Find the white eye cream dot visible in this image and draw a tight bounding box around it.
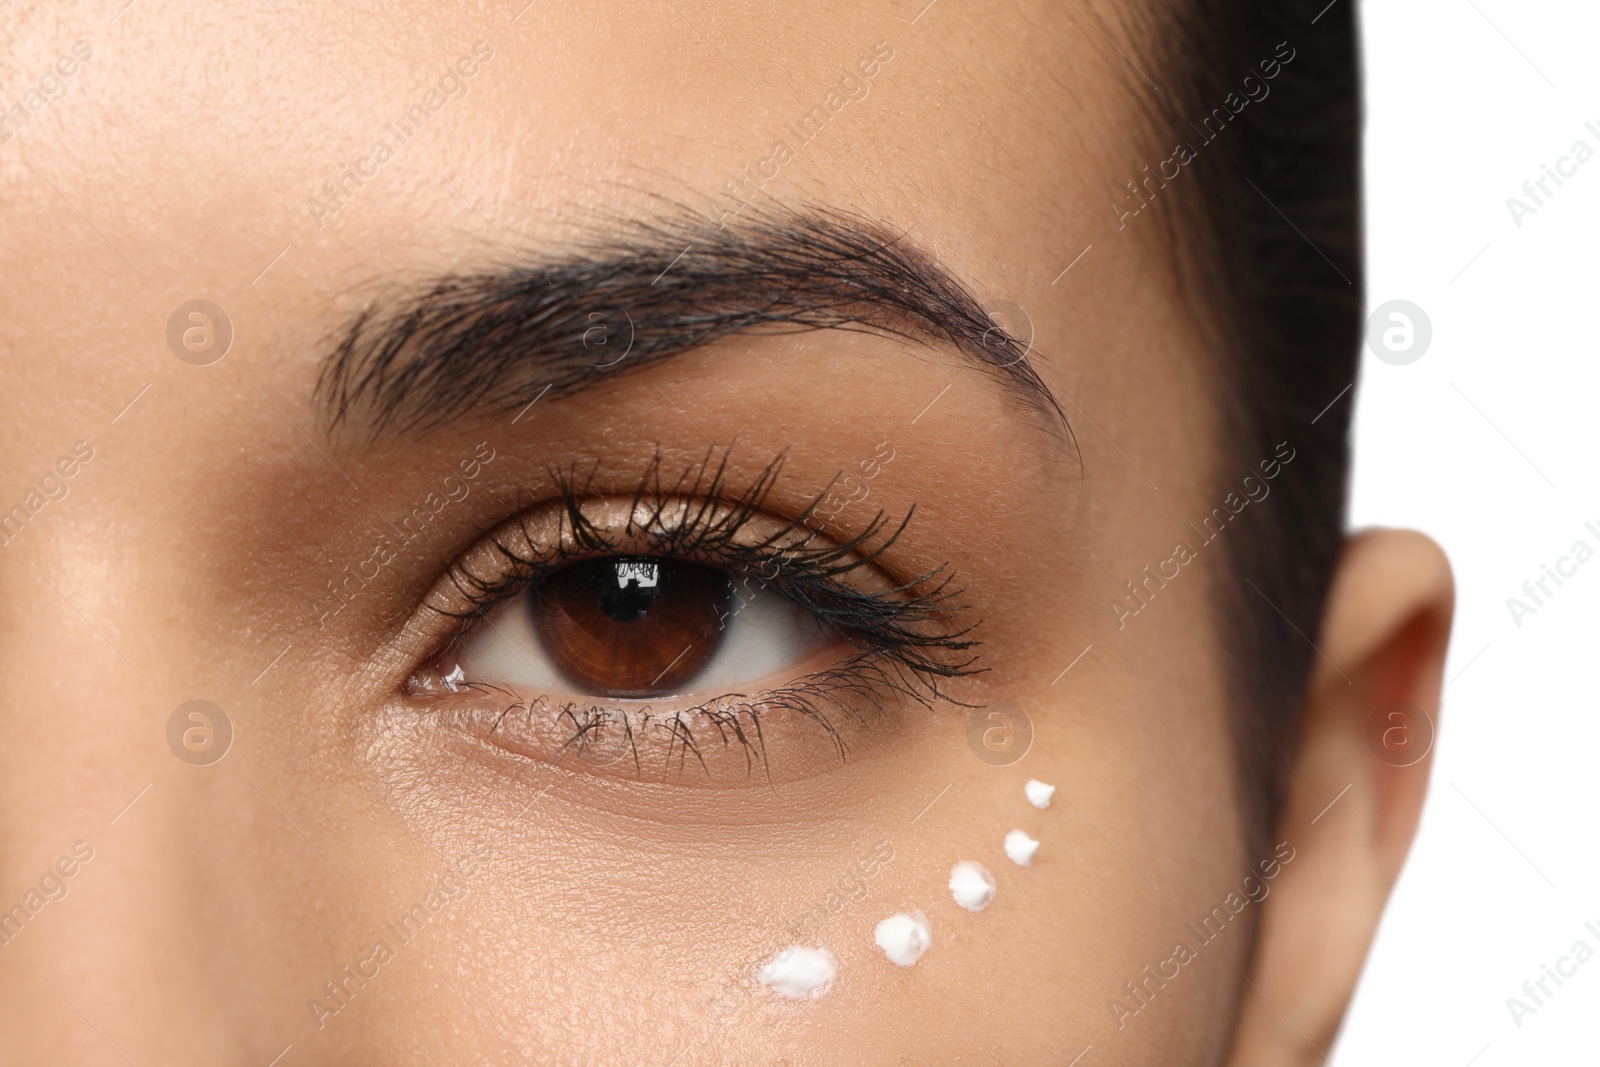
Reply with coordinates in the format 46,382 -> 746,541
874,911 -> 932,967
948,861 -> 996,912
757,946 -> 837,999
1024,779 -> 1056,809
1004,829 -> 1040,867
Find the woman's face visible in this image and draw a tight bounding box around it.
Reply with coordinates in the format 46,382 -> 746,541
0,3 -> 1448,1064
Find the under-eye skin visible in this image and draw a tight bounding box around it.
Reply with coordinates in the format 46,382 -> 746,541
400,450 -> 984,785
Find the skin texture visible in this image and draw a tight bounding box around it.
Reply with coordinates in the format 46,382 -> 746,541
0,2 -> 1451,1065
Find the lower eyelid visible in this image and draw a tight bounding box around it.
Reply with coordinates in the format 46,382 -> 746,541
409,657 -> 916,788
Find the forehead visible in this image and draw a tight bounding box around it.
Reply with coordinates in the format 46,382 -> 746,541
0,1 -> 1152,297
0,1 -> 1210,528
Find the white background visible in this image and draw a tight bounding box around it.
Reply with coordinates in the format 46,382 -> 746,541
1340,0 -> 1599,1062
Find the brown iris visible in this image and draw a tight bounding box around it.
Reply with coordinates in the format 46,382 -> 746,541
529,558 -> 733,697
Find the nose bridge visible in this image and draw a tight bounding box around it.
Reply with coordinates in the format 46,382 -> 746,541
5,460 -> 318,1067
0,401 -> 226,1030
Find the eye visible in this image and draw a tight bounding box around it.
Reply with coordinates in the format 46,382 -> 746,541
447,556 -> 834,700
393,451 -> 983,784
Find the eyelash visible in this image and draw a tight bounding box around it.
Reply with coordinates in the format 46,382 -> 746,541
412,449 -> 984,779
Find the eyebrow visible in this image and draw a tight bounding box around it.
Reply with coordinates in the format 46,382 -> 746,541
316,201 -> 1068,439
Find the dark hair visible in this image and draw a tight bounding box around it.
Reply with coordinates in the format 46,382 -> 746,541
1152,0 -> 1364,848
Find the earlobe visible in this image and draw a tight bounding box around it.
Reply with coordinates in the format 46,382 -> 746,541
1228,529 -> 1454,1067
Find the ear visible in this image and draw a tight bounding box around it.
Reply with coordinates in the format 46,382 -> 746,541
1228,529 -> 1454,1066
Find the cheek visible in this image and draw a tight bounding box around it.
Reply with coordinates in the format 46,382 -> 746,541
344,622 -> 1248,1063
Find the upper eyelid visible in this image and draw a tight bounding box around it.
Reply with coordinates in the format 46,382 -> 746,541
430,495 -> 913,640
430,450 -> 905,625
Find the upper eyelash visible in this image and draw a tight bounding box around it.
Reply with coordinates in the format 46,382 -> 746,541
427,447 -> 984,700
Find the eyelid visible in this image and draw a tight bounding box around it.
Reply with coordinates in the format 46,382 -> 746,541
418,489 -> 973,682
425,494 -> 836,627
413,652 -> 926,788
423,469 -> 959,654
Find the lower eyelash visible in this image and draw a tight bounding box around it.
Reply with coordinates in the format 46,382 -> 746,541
421,650 -> 947,783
